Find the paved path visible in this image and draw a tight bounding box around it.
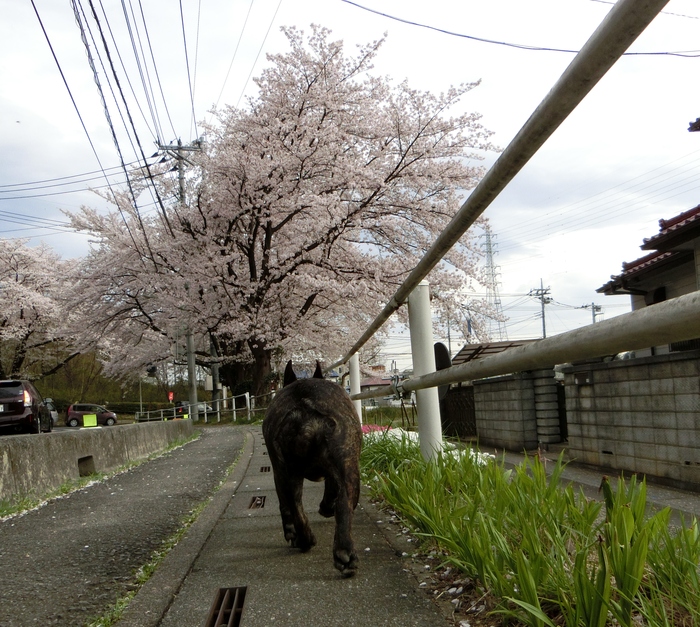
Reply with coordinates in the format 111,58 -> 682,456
114,429 -> 700,627
0,426 -> 246,627
117,426 -> 450,627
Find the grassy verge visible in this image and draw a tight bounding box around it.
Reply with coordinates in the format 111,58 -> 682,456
361,429 -> 700,627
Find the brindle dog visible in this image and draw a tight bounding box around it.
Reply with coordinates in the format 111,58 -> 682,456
262,361 -> 363,577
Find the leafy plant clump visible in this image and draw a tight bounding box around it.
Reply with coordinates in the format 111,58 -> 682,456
360,430 -> 700,627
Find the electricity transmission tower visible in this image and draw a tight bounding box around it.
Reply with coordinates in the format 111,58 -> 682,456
481,229 -> 508,341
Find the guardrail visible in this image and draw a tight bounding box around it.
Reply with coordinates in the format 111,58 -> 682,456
324,0 -> 673,461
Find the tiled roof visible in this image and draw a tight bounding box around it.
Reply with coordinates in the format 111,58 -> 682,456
597,249 -> 692,295
621,250 -> 674,274
598,203 -> 700,294
642,203 -> 700,250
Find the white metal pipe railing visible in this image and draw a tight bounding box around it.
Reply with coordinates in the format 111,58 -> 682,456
351,291 -> 700,401
408,282 -> 443,459
327,0 -> 670,372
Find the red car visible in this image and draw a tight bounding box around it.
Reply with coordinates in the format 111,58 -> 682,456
65,404 -> 118,427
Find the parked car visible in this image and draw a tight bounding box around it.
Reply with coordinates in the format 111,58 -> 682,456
174,401 -> 212,416
65,404 -> 117,427
0,380 -> 52,434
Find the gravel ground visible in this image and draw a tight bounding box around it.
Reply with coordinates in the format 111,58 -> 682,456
0,424 -> 246,627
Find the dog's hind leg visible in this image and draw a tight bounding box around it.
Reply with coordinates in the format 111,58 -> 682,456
331,465 -> 361,577
318,475 -> 339,518
272,472 -> 317,552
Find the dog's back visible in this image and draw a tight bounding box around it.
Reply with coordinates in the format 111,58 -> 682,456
264,378 -> 361,482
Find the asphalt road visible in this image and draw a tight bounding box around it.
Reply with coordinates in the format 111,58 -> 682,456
0,425 -> 245,627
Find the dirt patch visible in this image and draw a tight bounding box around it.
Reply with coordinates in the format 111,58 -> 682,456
366,500 -> 509,627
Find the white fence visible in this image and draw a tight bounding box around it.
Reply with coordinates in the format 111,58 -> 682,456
134,391 -> 252,423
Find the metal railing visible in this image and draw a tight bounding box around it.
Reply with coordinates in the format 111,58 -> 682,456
328,0 -> 671,375
134,392 -> 252,423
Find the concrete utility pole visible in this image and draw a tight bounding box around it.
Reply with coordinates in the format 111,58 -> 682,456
210,335 -> 221,419
407,281 -> 443,461
580,302 -> 603,324
158,139 -> 202,420
529,279 -> 552,339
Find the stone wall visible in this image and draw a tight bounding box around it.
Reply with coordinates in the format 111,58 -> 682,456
563,349 -> 700,489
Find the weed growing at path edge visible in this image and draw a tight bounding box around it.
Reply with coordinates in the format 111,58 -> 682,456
360,429 -> 700,627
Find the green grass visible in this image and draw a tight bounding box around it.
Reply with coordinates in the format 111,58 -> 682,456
361,430 -> 700,627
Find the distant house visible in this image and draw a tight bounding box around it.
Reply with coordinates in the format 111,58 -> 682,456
359,376 -> 393,406
597,203 -> 700,355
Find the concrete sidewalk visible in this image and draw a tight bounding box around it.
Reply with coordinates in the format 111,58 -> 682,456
116,428 -> 700,627
116,426 -> 450,627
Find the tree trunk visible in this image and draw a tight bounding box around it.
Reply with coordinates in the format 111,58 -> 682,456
248,339 -> 273,400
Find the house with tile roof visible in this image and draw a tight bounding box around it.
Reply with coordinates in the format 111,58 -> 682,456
555,204 -> 700,488
597,203 -> 700,355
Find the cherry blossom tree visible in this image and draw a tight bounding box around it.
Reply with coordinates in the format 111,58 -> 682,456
68,25 -> 496,395
0,238 -> 78,379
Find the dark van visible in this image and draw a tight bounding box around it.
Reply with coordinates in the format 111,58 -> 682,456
0,380 -> 52,434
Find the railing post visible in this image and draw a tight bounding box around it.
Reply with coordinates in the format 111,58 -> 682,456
407,280 -> 443,460
349,354 -> 362,425
246,392 -> 251,422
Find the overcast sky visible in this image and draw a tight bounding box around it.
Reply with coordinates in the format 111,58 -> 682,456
2,0 -> 700,367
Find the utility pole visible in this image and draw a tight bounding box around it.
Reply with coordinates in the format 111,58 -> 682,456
157,139 -> 202,419
580,302 -> 603,324
529,279 -> 552,338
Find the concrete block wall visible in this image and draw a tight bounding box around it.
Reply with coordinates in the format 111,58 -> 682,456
0,420 -> 194,503
563,349 -> 700,489
474,369 -> 561,451
474,372 -> 539,451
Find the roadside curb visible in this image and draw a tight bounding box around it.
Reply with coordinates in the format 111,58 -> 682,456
114,428 -> 255,627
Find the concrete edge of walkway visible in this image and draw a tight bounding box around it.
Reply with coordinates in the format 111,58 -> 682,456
114,428 -> 255,627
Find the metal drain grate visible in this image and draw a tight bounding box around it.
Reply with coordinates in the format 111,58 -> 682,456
260,465 -> 271,473
248,495 -> 266,509
204,586 -> 247,627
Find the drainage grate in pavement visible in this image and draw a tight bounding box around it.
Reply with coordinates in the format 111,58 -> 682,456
248,495 -> 266,509
260,466 -> 271,473
204,586 -> 247,627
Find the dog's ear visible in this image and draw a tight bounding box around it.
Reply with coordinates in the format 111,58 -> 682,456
283,360 -> 297,386
313,361 -> 324,379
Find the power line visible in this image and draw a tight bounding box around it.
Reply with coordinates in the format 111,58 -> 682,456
135,0 -> 178,140
74,0 -> 155,263
236,0 -> 285,108
0,161 -> 141,189
213,0 -> 255,114
119,0 -> 165,143
30,0 -> 112,193
340,0 -> 700,57
179,0 -> 199,140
